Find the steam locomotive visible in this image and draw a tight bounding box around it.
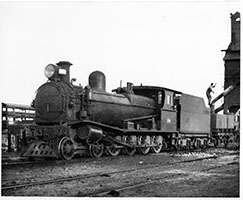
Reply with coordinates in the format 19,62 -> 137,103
22,61 -> 239,160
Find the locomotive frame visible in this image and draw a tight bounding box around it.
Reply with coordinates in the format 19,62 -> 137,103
20,61 -> 239,160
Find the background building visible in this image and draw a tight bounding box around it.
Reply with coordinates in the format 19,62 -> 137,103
223,12 -> 240,114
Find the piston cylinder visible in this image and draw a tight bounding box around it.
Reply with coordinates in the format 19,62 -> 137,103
87,126 -> 103,143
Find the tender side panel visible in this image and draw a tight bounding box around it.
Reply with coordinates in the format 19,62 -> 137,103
179,94 -> 211,133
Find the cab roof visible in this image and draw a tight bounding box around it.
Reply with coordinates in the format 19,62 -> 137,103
133,85 -> 182,94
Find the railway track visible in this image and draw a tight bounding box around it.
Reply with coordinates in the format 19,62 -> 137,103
2,145 -> 233,168
2,147 -> 239,197
2,154 -> 111,168
2,157 -> 80,168
90,160 -> 239,197
1,154 -> 219,191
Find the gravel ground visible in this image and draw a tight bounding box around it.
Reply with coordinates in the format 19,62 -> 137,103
1,147 -> 240,197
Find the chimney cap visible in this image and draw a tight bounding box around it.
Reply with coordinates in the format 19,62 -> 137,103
56,61 -> 73,66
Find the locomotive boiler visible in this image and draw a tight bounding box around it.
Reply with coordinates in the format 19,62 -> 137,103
22,61 -> 239,160
34,61 -> 156,127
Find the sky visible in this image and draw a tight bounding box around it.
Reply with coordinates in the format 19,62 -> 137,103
0,0 -> 240,107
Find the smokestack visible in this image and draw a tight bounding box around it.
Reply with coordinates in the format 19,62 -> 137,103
56,61 -> 72,84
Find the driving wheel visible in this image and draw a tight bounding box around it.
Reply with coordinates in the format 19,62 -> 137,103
151,135 -> 163,153
89,142 -> 104,158
138,135 -> 151,155
106,136 -> 121,157
122,135 -> 136,156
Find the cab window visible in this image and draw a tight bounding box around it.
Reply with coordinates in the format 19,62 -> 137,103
167,95 -> 171,105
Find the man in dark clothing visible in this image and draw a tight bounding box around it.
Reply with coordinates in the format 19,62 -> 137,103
206,83 -> 216,105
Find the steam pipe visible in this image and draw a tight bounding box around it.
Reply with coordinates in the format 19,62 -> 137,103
210,85 -> 234,106
214,103 -> 224,113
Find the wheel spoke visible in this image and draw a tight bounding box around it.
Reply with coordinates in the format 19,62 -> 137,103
106,144 -> 121,157
89,143 -> 104,158
106,136 -> 121,157
58,137 -> 75,160
122,135 -> 136,156
138,135 -> 151,155
151,135 -> 163,153
186,140 -> 192,150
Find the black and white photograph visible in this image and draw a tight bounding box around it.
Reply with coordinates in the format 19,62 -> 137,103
0,0 -> 240,198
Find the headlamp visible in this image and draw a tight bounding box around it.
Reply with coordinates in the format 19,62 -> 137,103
44,64 -> 55,78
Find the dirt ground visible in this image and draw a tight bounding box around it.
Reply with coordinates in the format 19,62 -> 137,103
1,147 -> 240,197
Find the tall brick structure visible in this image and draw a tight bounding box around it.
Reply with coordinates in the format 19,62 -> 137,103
223,12 -> 240,114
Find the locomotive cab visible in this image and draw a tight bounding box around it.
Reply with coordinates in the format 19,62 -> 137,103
133,86 -> 181,132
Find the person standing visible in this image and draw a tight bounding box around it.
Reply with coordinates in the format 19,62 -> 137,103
206,83 -> 216,105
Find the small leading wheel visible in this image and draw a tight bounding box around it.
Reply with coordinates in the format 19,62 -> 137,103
89,143 -> 104,158
151,135 -> 163,153
106,136 -> 121,157
224,137 -> 229,147
58,137 -> 75,160
186,140 -> 192,150
173,139 -> 182,151
236,135 -> 240,147
213,138 -> 218,148
138,135 -> 151,155
122,135 -> 137,156
162,141 -> 168,151
194,139 -> 201,149
203,139 -> 208,148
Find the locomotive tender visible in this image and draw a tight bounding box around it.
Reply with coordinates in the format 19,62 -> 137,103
22,61 -> 237,160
